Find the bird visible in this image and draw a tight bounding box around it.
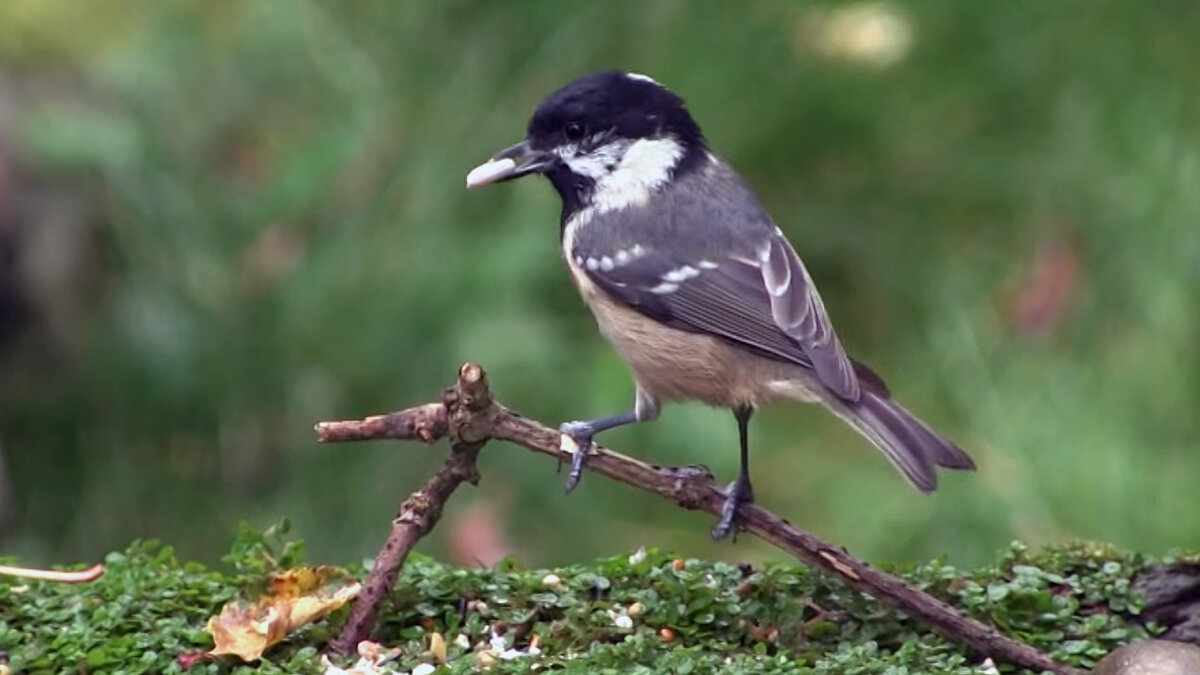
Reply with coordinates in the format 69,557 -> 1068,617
465,71 -> 974,539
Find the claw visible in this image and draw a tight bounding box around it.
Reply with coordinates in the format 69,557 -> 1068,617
566,444 -> 588,493
710,475 -> 755,541
559,421 -> 594,494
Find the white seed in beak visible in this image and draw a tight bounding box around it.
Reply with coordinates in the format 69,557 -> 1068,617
466,157 -> 517,187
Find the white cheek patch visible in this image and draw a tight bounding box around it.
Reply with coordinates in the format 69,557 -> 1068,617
590,138 -> 684,213
562,142 -> 623,180
554,142 -> 580,158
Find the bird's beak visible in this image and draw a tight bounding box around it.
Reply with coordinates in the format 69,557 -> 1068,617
466,140 -> 556,188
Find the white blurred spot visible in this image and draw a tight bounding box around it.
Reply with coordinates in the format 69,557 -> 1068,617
801,2 -> 913,68
626,72 -> 659,84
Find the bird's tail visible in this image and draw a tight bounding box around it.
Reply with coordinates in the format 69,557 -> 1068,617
823,389 -> 975,493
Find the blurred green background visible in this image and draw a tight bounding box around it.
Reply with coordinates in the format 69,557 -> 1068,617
1,0 -> 1197,571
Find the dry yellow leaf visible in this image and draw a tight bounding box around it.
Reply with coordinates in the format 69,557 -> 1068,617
429,632 -> 447,663
207,565 -> 361,661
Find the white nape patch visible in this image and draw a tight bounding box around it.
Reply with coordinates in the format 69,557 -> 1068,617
626,72 -> 659,85
698,260 -> 719,270
662,265 -> 699,283
648,281 -> 679,294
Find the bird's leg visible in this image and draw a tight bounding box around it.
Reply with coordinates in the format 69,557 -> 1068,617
712,405 -> 755,541
559,389 -> 659,493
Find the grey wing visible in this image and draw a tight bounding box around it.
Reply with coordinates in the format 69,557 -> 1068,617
757,230 -> 860,400
580,229 -> 861,401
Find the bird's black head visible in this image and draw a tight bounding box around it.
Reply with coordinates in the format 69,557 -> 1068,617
467,71 -> 709,219
525,71 -> 704,156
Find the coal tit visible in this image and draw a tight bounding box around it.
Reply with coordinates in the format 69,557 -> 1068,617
467,71 -> 974,539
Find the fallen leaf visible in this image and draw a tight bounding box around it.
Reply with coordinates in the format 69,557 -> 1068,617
1009,235 -> 1081,336
429,632 -> 447,663
207,566 -> 361,661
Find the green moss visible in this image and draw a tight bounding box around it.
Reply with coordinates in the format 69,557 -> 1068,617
0,527 -> 1163,674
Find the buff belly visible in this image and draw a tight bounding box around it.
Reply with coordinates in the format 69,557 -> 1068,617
567,257 -> 821,408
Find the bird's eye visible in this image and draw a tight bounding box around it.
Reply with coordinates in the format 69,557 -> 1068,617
564,122 -> 585,142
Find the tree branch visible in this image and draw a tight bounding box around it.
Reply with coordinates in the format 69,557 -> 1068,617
318,363 -> 1081,674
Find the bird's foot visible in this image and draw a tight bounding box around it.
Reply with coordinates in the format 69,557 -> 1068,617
558,420 -> 595,494
711,474 -> 755,541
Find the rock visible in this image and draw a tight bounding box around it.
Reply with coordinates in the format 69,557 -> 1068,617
1134,562 -> 1200,644
1093,640 -> 1200,675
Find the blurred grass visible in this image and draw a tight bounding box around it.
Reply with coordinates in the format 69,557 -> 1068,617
0,0 -> 1197,569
